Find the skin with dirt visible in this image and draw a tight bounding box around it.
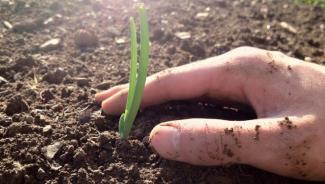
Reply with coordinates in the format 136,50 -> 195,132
0,0 -> 324,184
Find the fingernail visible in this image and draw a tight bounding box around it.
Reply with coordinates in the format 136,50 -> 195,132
149,123 -> 181,160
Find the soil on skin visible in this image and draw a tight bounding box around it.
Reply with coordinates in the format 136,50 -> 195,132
0,0 -> 324,183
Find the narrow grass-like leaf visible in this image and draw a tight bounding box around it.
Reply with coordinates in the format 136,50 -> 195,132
119,5 -> 150,138
119,17 -> 138,138
118,113 -> 125,136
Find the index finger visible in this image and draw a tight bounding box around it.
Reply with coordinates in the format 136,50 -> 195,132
99,50 -> 247,115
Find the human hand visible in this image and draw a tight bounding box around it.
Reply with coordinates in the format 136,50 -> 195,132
95,47 -> 325,181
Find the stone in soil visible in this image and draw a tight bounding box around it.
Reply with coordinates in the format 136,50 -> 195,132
195,12 -> 209,19
279,21 -> 297,34
0,76 -> 9,85
42,141 -> 64,160
175,31 -> 191,39
39,38 -> 61,51
115,37 -> 127,44
42,125 -> 52,133
3,21 -> 13,29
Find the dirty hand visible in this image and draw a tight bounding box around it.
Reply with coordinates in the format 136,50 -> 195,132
95,47 -> 325,181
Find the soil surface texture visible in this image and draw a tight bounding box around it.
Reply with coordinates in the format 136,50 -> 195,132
0,0 -> 324,183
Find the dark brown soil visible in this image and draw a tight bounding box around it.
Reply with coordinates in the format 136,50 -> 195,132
0,0 -> 324,183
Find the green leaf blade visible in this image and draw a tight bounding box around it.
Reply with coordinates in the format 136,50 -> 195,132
118,113 -> 125,138
125,17 -> 138,116
122,5 -> 150,138
118,17 -> 138,138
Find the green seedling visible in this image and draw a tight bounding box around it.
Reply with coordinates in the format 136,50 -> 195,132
295,0 -> 325,8
119,5 -> 150,138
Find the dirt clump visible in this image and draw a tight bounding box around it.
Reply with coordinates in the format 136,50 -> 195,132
0,0 -> 324,183
5,95 -> 29,115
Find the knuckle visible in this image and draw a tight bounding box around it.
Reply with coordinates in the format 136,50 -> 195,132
154,69 -> 175,96
156,68 -> 174,80
231,46 -> 265,57
230,47 -> 265,63
233,46 -> 256,53
271,50 -> 283,56
270,50 -> 288,61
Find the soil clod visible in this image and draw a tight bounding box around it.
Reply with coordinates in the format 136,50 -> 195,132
5,95 -> 29,115
0,0 -> 323,183
40,89 -> 54,102
278,117 -> 297,129
42,68 -> 67,84
74,29 -> 99,48
254,125 -> 261,140
12,19 -> 43,32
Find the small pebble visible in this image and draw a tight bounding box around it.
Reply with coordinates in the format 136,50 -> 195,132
175,32 -> 191,39
0,76 -> 9,85
43,125 -> 52,133
304,57 -> 312,62
39,38 -> 61,51
3,21 -> 13,29
279,21 -> 297,34
115,37 -> 127,44
42,142 -> 63,160
195,12 -> 209,19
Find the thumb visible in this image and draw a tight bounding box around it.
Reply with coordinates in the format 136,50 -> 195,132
149,118 -> 252,165
149,116 -> 319,179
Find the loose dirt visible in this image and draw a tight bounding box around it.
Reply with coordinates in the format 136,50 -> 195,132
0,0 -> 324,183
